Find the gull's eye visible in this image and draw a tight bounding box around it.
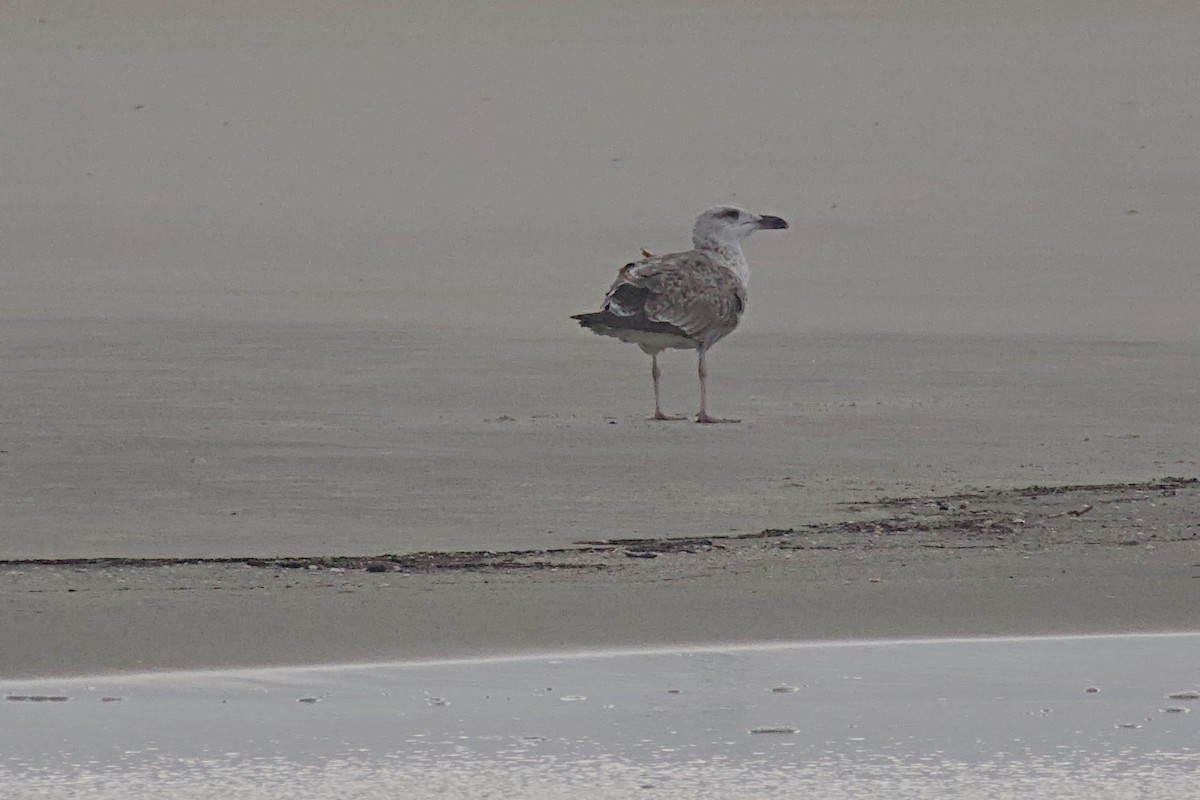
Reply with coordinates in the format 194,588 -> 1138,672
718,208 -> 739,220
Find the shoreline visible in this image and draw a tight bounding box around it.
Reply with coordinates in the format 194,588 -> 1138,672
8,631 -> 1200,685
4,478 -> 1196,679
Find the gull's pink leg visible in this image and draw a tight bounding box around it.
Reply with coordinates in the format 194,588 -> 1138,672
695,348 -> 740,423
649,353 -> 686,421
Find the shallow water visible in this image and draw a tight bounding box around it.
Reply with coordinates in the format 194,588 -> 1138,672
3,634 -> 1197,798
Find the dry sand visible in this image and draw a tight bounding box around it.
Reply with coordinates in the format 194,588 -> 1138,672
1,2 -> 1198,676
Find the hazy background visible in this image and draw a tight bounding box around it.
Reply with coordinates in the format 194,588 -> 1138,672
2,1 -> 1197,558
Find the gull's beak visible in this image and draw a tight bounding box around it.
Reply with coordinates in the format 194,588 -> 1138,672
756,215 -> 788,230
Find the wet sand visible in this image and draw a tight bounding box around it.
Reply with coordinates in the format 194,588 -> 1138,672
2,2 -> 1199,677
4,480 -> 1196,677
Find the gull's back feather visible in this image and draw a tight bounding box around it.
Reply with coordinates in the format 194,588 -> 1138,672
572,250 -> 746,351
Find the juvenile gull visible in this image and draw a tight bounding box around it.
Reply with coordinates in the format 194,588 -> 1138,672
572,206 -> 788,423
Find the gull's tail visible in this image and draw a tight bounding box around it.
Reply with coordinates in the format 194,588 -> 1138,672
571,311 -> 608,331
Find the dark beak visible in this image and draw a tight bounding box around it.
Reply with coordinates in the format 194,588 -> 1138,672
756,215 -> 788,230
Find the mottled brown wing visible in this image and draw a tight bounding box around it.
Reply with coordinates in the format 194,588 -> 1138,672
603,251 -> 746,347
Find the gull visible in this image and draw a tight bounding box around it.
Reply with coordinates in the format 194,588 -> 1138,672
572,206 -> 788,423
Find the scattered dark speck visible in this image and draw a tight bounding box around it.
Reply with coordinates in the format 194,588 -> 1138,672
134,104 -> 144,110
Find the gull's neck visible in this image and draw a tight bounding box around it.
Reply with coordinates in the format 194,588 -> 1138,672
699,239 -> 750,287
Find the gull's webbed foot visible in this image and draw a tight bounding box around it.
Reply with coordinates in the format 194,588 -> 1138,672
695,412 -> 741,424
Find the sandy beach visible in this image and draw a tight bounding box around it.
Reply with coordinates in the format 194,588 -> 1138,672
4,479 -> 1196,677
2,1 -> 1199,679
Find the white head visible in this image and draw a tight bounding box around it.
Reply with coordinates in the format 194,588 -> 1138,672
691,206 -> 788,250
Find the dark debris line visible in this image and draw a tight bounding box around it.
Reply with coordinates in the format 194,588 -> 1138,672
0,551 -> 612,573
859,476 -> 1197,509
2,477 -> 1195,574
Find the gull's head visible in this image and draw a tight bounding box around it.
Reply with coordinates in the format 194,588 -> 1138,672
692,206 -> 788,250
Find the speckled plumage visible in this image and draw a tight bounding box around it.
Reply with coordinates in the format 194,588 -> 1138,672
600,250 -> 747,350
573,206 -> 787,422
